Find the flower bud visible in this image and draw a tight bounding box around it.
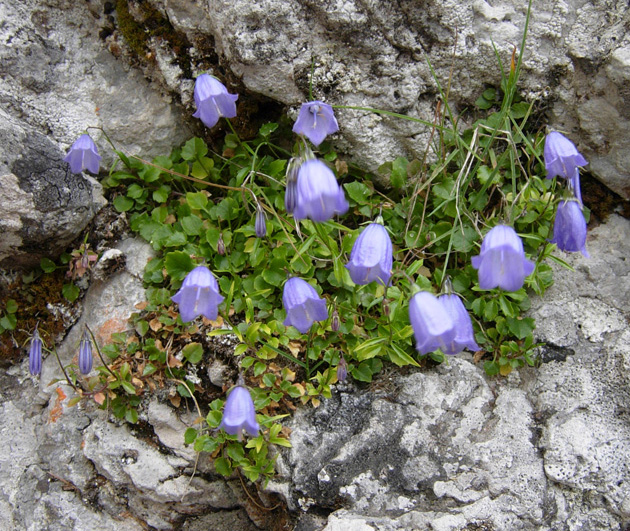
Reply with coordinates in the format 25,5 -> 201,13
217,233 -> 225,255
79,330 -> 93,375
331,310 -> 340,332
255,206 -> 267,238
29,328 -> 43,376
337,354 -> 348,382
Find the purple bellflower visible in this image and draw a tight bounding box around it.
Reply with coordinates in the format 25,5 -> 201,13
409,291 -> 457,355
346,222 -> 393,286
64,134 -> 101,174
79,330 -> 93,375
293,159 -> 349,222
544,131 -> 588,180
437,294 -> 480,355
192,74 -> 238,129
471,225 -> 535,291
550,199 -> 589,257
29,328 -> 43,376
282,277 -> 328,334
171,265 -> 225,323
336,353 -> 348,382
293,101 -> 339,146
219,385 -> 260,438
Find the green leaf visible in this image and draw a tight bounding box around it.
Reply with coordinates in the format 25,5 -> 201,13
0,313 -> 17,330
181,215 -> 204,236
135,320 -> 150,337
184,427 -> 198,445
164,251 -> 194,281
40,258 -> 57,273
186,192 -> 208,210
5,299 -> 18,314
390,157 -> 408,188
152,185 -> 170,203
182,343 -> 204,364
121,381 -> 136,395
388,343 -> 421,367
142,363 -> 157,376
113,195 -> 134,212
62,283 -> 80,302
259,122 -> 278,136
182,138 -> 208,161
343,182 -> 372,204
351,361 -> 374,382
214,457 -> 232,477
192,157 -> 214,178
506,317 -> 535,340
125,408 -> 139,424
484,360 -> 500,376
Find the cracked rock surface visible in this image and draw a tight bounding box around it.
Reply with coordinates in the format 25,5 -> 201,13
272,215 -> 630,530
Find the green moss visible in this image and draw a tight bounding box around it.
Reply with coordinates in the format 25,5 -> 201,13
115,0 -> 193,78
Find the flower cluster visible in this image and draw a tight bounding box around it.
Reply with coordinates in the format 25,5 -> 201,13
544,131 -> 589,256
408,290 -> 479,356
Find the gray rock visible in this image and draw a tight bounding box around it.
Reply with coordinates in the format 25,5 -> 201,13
274,215 -> 630,529
0,118 -> 106,268
148,0 -> 630,197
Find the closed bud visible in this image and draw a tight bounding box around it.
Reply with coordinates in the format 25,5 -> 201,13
383,300 -> 391,317
29,328 -> 43,376
255,206 -> 267,238
79,330 -> 93,375
331,310 -> 340,332
217,233 -> 225,255
337,353 -> 348,382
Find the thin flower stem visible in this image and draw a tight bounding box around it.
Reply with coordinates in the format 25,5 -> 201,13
85,325 -> 119,381
49,347 -> 80,393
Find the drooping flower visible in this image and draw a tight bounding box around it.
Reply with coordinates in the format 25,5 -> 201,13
437,294 -> 480,355
471,225 -> 535,291
550,199 -> 589,257
29,328 -> 43,376
255,206 -> 267,238
64,134 -> 102,174
79,329 -> 93,375
282,277 -> 328,333
346,222 -> 393,286
293,159 -> 348,222
192,74 -> 238,129
219,385 -> 260,438
408,291 -> 457,355
293,101 -> 339,146
171,265 -> 225,323
544,131 -> 588,180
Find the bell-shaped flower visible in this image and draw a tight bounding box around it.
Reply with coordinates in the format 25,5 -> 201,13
408,291 -> 457,355
255,206 -> 267,238
544,131 -> 588,180
219,385 -> 260,438
471,225 -> 535,291
172,265 -> 225,323
293,101 -> 339,146
29,328 -> 43,376
192,74 -> 238,129
64,134 -> 102,174
79,330 -> 93,375
437,294 -> 480,355
336,353 -> 348,382
346,222 -> 393,285
293,159 -> 348,222
550,199 -> 589,257
282,277 -> 328,333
